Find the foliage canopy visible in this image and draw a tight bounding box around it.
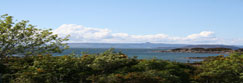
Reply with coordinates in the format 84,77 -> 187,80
0,14 -> 69,58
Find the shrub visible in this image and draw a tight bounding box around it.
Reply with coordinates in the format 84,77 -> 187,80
1,49 -> 196,83
198,53 -> 243,83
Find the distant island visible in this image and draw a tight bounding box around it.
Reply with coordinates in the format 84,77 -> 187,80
156,45 -> 243,54
182,45 -> 240,50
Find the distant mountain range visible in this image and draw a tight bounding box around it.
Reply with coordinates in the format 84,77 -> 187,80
68,43 -> 187,49
68,43 -> 242,49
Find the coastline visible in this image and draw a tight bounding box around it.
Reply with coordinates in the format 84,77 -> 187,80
154,47 -> 236,54
156,50 -> 231,54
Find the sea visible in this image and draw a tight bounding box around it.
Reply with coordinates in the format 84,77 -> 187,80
53,48 -> 228,63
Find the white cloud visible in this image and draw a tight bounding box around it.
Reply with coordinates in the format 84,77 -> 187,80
186,31 -> 215,39
53,24 -> 111,42
53,24 -> 242,45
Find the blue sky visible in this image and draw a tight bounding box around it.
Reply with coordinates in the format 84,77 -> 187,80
1,0 -> 243,44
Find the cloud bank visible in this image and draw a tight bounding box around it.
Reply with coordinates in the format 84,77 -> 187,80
53,24 -> 242,45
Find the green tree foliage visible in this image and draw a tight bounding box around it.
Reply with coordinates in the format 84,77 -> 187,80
0,14 -> 69,58
3,48 -> 243,83
0,62 -> 5,73
198,53 -> 243,83
1,49 -> 196,83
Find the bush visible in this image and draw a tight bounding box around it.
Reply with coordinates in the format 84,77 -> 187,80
198,53 -> 243,83
1,49 -> 196,83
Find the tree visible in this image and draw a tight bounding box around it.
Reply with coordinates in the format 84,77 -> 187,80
0,14 -> 69,58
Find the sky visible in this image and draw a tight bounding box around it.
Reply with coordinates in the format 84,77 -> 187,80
1,0 -> 243,45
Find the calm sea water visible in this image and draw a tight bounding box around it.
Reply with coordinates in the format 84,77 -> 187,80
53,48 -> 227,63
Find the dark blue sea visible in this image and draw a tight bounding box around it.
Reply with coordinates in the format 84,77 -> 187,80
53,48 -> 227,63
